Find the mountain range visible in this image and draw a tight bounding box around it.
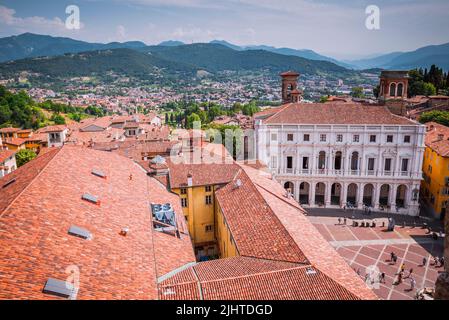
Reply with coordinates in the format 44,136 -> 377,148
0,33 -> 448,81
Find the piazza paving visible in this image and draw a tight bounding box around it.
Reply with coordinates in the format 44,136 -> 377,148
306,208 -> 445,300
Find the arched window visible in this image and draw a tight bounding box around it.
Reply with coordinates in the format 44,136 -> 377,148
397,83 -> 404,97
389,83 -> 396,97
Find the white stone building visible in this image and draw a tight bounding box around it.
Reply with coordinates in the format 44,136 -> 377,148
254,102 -> 425,216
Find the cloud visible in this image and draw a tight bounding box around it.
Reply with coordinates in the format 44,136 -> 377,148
171,26 -> 219,42
116,25 -> 127,39
0,5 -> 66,31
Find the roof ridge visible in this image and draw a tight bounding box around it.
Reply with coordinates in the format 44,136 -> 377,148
263,103 -> 292,122
254,180 -> 305,213
194,262 -> 313,284
0,147 -> 62,220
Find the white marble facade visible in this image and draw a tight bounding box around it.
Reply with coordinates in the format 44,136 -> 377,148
255,121 -> 426,216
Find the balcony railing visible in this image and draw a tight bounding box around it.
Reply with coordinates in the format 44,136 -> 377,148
275,168 -> 416,178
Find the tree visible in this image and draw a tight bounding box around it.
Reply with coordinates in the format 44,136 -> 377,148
186,113 -> 201,129
51,114 -> 66,125
15,149 -> 37,167
350,87 -> 364,98
419,110 -> 449,126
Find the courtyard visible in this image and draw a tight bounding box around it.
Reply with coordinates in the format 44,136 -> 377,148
306,208 -> 445,300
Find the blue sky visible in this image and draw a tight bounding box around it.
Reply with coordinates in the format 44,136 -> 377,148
1,0 -> 448,59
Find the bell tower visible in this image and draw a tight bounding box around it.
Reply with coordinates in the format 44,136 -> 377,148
280,71 -> 302,104
378,70 -> 409,116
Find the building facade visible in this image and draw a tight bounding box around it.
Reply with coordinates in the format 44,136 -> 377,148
421,122 -> 449,220
255,89 -> 425,216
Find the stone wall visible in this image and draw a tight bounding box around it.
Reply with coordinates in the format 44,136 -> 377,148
435,213 -> 449,299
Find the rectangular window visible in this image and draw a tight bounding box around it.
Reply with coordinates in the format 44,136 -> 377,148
404,135 -> 411,143
287,156 -> 293,169
320,134 -> 326,142
271,156 -> 277,168
287,133 -> 294,141
384,158 -> 392,171
401,158 -> 409,172
353,135 -> 359,142
302,157 -> 309,169
181,198 -> 188,207
336,134 -> 343,142
387,135 -> 393,143
180,188 -> 187,195
303,134 -> 310,142
205,195 -> 212,205
370,135 -> 376,143
205,185 -> 212,192
271,133 -> 277,141
205,225 -> 213,232
368,158 -> 375,171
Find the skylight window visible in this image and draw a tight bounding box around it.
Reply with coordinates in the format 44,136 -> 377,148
68,225 -> 92,240
43,278 -> 77,299
91,169 -> 106,179
151,203 -> 180,238
2,178 -> 16,189
82,193 -> 100,205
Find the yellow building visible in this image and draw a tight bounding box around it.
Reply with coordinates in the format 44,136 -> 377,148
3,138 -> 26,151
421,122 -> 449,220
168,163 -> 239,259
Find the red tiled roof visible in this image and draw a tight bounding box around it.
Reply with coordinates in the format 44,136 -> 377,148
4,138 -> 26,146
424,122 -> 449,157
158,257 -> 361,300
37,125 -> 67,133
0,145 -> 195,299
0,149 -> 16,164
215,169 -> 308,263
280,71 -> 299,76
167,158 -> 240,188
261,102 -> 416,125
0,127 -> 20,133
159,164 -> 377,300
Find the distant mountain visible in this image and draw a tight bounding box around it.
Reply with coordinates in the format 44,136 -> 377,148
0,48 -> 197,79
0,33 -> 147,62
347,52 -> 405,69
141,43 -> 352,75
0,42 -> 353,82
210,40 -> 243,51
347,42 -> 449,70
158,40 -> 185,47
208,40 -> 352,68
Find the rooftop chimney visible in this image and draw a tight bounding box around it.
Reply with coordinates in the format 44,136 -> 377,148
187,173 -> 193,187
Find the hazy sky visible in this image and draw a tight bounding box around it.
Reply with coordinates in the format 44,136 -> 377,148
1,0 -> 448,60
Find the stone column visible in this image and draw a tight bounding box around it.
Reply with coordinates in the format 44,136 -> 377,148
294,181 -> 300,203
374,183 -> 380,210
390,184 -> 397,213
310,182 -> 316,207
341,182 -> 347,208
325,182 -> 331,207
358,183 -> 365,208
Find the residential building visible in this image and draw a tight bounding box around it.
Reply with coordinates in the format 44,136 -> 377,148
254,72 -> 425,216
0,149 -> 16,177
421,122 -> 449,220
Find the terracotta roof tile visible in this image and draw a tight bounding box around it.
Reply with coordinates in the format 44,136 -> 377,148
0,145 -> 195,299
261,102 -> 416,125
424,122 -> 449,157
